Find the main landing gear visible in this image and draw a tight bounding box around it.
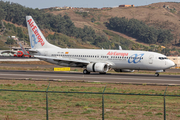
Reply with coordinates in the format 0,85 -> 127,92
83,69 -> 90,74
154,72 -> 159,77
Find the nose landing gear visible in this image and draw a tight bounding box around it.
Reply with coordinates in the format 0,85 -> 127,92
154,70 -> 164,77
155,72 -> 159,77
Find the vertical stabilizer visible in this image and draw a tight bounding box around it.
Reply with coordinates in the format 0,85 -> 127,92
26,16 -> 59,49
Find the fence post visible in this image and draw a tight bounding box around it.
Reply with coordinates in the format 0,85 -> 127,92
102,85 -> 107,120
164,86 -> 168,120
46,83 -> 50,120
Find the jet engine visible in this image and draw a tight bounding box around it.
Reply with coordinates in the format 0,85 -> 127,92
114,69 -> 134,72
86,63 -> 109,73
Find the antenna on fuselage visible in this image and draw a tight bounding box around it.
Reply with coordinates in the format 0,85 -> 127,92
119,46 -> 122,50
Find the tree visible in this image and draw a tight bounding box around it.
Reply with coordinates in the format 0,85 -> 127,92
91,18 -> 96,22
17,27 -> 23,38
0,8 -> 6,21
157,30 -> 173,45
6,38 -> 15,45
82,12 -> 88,17
107,16 -> 173,44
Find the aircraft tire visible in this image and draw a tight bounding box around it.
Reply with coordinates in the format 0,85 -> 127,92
83,69 -> 90,74
155,73 -> 159,77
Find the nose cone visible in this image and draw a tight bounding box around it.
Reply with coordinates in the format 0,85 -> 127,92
168,60 -> 175,68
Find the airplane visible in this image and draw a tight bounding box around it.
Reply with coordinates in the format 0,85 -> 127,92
26,16 -> 175,77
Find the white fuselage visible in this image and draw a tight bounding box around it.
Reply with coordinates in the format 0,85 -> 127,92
35,48 -> 174,71
26,15 -> 175,74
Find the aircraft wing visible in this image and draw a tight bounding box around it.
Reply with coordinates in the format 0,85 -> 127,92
34,55 -> 90,65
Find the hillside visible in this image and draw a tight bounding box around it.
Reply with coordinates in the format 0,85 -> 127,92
0,21 -> 99,49
48,2 -> 180,46
0,2 -> 180,55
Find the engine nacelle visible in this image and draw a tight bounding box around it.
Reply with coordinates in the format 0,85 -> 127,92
87,63 -> 109,73
114,69 -> 134,72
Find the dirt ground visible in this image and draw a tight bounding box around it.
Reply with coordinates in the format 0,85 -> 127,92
0,61 -> 180,119
0,79 -> 178,91
0,80 -> 180,120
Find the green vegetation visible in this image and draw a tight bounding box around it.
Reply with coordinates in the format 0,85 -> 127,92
0,80 -> 180,119
3,22 -> 29,44
155,112 -> 163,115
143,112 -> 153,116
170,8 -> 176,14
107,17 -> 173,45
0,8 -> 6,21
0,1 -> 179,54
102,29 -> 174,55
0,1 -> 107,49
91,17 -> 96,22
75,11 -> 88,17
82,110 -> 96,114
94,22 -> 101,25
6,38 -> 15,45
103,29 -> 140,50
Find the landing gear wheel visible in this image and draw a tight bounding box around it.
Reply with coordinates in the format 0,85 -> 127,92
155,73 -> 159,77
83,69 -> 90,74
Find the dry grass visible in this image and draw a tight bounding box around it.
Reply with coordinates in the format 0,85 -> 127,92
0,80 -> 180,120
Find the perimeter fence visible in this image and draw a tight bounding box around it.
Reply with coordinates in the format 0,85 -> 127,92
0,84 -> 180,120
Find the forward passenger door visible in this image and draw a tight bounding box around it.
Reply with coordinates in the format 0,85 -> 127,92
149,54 -> 154,64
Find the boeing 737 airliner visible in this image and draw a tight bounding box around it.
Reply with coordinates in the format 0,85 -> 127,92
26,16 -> 175,77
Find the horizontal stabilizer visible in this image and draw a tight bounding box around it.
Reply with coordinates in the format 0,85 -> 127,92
28,49 -> 38,53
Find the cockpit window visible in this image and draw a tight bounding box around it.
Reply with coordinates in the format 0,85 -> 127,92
159,57 -> 168,60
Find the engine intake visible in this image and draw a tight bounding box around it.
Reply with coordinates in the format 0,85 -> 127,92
87,63 -> 109,73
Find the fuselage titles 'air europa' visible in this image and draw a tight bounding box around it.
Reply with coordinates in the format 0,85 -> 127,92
26,16 -> 175,77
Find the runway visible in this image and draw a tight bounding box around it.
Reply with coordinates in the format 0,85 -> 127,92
0,70 -> 180,85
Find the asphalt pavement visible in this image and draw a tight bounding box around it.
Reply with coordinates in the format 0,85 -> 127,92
0,70 -> 180,85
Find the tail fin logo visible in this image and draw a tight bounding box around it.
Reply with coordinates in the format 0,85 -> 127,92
27,19 -> 45,47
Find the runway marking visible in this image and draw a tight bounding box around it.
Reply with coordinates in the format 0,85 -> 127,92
0,73 -> 180,82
